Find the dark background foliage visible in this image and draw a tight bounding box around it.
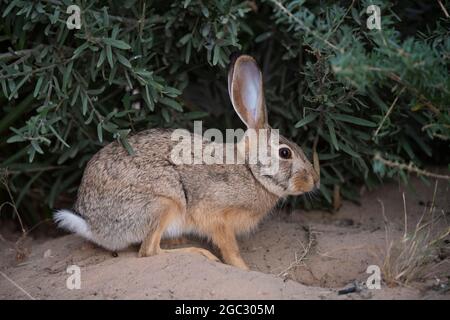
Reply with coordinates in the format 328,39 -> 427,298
1,0 -> 449,226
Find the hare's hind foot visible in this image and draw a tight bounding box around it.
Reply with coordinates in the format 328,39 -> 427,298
161,237 -> 220,261
161,247 -> 220,262
139,242 -> 219,263
139,239 -> 219,262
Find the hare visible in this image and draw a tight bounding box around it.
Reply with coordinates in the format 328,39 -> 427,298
54,54 -> 319,270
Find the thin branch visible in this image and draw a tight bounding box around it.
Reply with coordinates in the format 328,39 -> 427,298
374,153 -> 450,180
387,73 -> 441,115
42,0 -> 163,25
0,170 -> 26,234
437,0 -> 450,18
0,58 -> 72,80
277,225 -> 317,277
269,0 -> 343,53
373,87 -> 405,137
329,0 -> 355,36
0,46 -> 44,62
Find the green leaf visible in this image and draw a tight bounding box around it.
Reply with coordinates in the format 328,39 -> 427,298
9,74 -> 30,100
81,92 -> 88,115
103,38 -> 131,50
161,108 -> 170,122
183,0 -> 192,8
116,53 -> 132,68
320,184 -> 332,204
102,122 -> 118,133
49,125 -> 70,148
70,85 -> 80,106
213,45 -> 220,65
106,45 -> 113,68
72,42 -> 89,59
333,114 -> 376,127
31,140 -> 44,154
201,6 -> 209,17
7,135 -> 26,143
294,113 -> 318,128
184,111 -> 209,120
97,49 -> 106,67
326,119 -> 339,150
160,97 -> 183,112
178,33 -> 192,46
185,41 -> 192,63
143,85 -> 154,111
97,122 -> 103,143
1,79 -> 8,97
62,60 -> 73,90
117,132 -> 135,155
33,77 -> 44,98
255,31 -> 273,43
27,147 -> 36,163
2,0 -> 20,17
340,143 -> 360,158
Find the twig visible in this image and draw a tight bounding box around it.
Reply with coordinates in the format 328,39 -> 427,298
373,87 -> 405,137
0,170 -> 26,234
377,198 -> 390,253
402,193 -> 407,238
42,0 -> 163,25
269,0 -> 343,53
0,58 -> 72,80
329,0 -> 355,36
0,46 -> 43,62
0,271 -> 36,300
437,0 -> 450,18
139,0 -> 147,38
277,225 -> 317,277
374,153 -> 450,180
387,73 -> 441,115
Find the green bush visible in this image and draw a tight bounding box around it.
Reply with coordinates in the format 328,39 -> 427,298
1,0 -> 449,225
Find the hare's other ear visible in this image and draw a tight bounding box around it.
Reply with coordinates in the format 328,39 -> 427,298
228,55 -> 267,129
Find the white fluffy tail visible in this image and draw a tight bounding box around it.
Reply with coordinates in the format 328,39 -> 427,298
54,209 -> 92,239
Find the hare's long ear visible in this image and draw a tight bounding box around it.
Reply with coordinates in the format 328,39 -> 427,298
228,55 -> 267,129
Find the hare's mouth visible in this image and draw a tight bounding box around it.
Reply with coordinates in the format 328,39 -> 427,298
291,173 -> 315,194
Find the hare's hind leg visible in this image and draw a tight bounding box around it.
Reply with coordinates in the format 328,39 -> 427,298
138,198 -> 180,257
138,198 -> 219,262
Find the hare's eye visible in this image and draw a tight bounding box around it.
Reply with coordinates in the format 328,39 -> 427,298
279,147 -> 292,159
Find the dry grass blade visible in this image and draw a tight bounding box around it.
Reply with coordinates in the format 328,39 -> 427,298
381,181 -> 450,286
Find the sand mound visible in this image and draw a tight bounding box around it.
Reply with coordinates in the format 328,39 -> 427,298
1,178 -> 448,299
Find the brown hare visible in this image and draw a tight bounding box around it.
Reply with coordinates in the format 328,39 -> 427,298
54,54 -> 319,270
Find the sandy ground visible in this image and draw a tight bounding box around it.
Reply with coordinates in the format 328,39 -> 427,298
0,178 -> 449,300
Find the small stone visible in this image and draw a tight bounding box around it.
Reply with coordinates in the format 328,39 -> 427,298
43,249 -> 52,258
336,218 -> 354,227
